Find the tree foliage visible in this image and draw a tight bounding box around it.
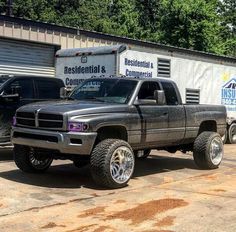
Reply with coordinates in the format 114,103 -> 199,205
0,0 -> 235,57
218,0 -> 236,56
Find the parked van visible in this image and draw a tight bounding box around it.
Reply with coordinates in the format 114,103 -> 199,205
0,75 -> 64,145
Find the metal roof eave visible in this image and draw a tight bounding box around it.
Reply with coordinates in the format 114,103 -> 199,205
1,15 -> 236,64
56,44 -> 127,57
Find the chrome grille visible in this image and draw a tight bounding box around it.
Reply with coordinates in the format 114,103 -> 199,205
16,111 -> 63,129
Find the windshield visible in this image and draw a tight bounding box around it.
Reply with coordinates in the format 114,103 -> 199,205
70,79 -> 137,104
0,77 -> 10,87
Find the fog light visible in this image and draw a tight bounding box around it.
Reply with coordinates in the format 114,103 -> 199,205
68,122 -> 89,132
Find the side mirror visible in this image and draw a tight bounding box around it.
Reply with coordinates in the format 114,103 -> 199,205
154,90 -> 166,105
60,87 -> 71,99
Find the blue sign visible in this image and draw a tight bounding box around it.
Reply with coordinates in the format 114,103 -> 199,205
221,78 -> 236,111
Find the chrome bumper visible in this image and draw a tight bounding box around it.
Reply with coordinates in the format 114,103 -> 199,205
11,127 -> 97,155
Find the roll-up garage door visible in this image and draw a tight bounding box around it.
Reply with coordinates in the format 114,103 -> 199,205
0,39 -> 56,77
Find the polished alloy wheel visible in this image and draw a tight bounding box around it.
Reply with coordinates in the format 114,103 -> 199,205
209,137 -> 223,165
110,146 -> 134,184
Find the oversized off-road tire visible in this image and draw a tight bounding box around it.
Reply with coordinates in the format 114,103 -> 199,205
193,132 -> 223,169
90,139 -> 135,189
227,123 -> 236,144
134,149 -> 151,159
14,145 -> 53,173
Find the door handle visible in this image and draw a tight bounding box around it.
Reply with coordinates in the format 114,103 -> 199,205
163,112 -> 168,115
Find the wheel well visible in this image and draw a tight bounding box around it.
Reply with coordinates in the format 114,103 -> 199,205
198,120 -> 217,134
96,126 -> 128,143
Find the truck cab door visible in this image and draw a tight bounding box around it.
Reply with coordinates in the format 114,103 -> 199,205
134,81 -> 170,147
0,78 -> 34,143
161,81 -> 185,144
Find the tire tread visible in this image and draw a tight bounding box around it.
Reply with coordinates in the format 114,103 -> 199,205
90,139 -> 134,189
193,132 -> 222,169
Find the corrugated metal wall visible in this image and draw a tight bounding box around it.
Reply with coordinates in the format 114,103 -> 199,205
0,18 -> 119,77
0,39 -> 55,76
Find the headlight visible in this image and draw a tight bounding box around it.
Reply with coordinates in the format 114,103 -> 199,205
68,122 -> 89,132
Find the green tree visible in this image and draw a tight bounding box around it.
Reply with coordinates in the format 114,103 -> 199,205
101,0 -> 140,38
135,0 -> 162,40
157,0 -> 223,54
219,0 -> 236,56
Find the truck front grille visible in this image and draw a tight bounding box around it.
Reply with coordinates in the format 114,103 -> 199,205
38,113 -> 63,128
16,112 -> 64,130
16,112 -> 36,127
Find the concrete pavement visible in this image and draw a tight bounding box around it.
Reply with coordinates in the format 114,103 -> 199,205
0,145 -> 235,232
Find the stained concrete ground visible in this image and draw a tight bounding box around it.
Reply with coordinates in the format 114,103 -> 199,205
0,145 -> 235,232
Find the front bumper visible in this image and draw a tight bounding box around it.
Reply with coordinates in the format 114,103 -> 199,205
11,127 -> 97,155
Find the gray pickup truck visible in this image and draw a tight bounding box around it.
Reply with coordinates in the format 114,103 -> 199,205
11,77 -> 226,188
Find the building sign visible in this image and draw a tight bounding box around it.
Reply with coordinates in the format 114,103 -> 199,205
56,54 -> 116,87
221,78 -> 236,112
119,50 -> 156,78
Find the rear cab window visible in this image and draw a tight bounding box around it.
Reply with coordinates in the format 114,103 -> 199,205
160,81 -> 179,105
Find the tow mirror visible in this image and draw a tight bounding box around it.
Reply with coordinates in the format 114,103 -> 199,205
154,90 -> 166,105
60,87 -> 71,99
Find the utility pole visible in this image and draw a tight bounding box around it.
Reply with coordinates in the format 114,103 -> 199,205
6,0 -> 13,16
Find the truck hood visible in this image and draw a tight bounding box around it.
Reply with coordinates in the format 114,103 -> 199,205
17,100 -> 128,116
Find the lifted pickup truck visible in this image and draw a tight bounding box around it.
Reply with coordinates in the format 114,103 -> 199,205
11,77 -> 226,188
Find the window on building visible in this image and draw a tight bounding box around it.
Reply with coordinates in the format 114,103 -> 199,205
185,89 -> 200,104
157,58 -> 171,78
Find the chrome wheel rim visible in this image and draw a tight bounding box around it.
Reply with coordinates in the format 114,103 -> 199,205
29,149 -> 52,170
210,137 -> 223,165
110,146 -> 134,184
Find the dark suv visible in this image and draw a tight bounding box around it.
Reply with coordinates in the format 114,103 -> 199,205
0,75 -> 64,145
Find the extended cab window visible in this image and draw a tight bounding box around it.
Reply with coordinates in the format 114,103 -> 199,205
36,79 -> 60,99
161,81 -> 179,105
138,81 -> 160,100
4,79 -> 34,98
